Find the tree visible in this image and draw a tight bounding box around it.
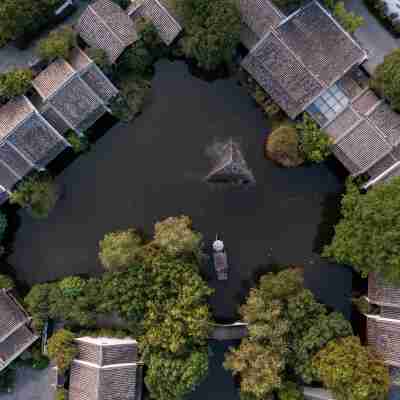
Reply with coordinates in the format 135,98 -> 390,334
58,276 -> 86,297
85,47 -> 113,75
312,336 -> 390,400
330,1 -> 364,34
118,42 -> 153,77
266,126 -> 305,167
154,216 -> 203,257
0,69 -> 33,100
277,382 -> 304,400
24,283 -> 52,331
47,329 -> 78,374
66,131 -> 90,154
10,174 -> 59,219
323,178 -> 400,283
224,340 -> 284,399
177,0 -> 241,71
0,0 -> 60,46
0,274 -> 14,289
99,229 -> 143,270
371,49 -> 400,112
36,26 -> 76,61
297,114 -> 332,163
145,349 -> 209,400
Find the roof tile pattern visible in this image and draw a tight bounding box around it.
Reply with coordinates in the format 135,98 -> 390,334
368,274 -> 400,307
325,107 -> 361,140
0,97 -> 34,140
0,164 -> 19,191
78,0 -> 138,63
239,0 -> 284,39
42,107 -> 71,135
352,90 -> 380,116
369,102 -> 400,146
0,143 -> 32,178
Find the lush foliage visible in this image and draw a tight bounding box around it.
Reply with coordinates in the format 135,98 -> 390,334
325,0 -> 364,33
324,178 -> 400,282
119,42 -> 154,77
266,126 -> 305,167
0,274 -> 14,289
99,229 -> 143,270
47,329 -> 78,374
224,268 -> 352,399
277,382 -> 304,400
30,344 -> 50,369
85,47 -> 113,75
0,0 -> 61,46
36,26 -> 76,61
24,283 -> 52,331
154,216 -> 203,257
313,336 -> 390,400
0,69 -> 33,100
297,114 -> 332,163
177,0 -> 241,71
372,49 -> 400,111
145,350 -> 209,400
66,131 -> 89,154
56,388 -> 68,400
10,173 -> 59,219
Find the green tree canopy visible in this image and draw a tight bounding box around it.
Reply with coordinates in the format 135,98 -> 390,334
24,283 -> 52,331
0,69 -> 33,100
145,349 -> 209,400
312,336 -> 390,400
323,178 -> 400,283
371,49 -> 400,112
85,47 -> 112,75
47,329 -> 78,374
99,228 -> 143,270
36,26 -> 76,61
177,0 -> 241,71
0,274 -> 14,289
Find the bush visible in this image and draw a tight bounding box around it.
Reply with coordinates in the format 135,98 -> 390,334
177,0 -> 241,71
0,69 -> 33,100
31,345 -> 50,369
59,276 -> 86,297
0,274 -> 14,289
297,114 -> 332,163
10,173 -> 59,219
277,382 -> 304,400
24,283 -> 52,331
118,42 -> 154,77
66,130 -> 89,154
99,229 -> 143,270
371,49 -> 400,111
56,388 -> 68,400
36,26 -> 76,61
111,79 -> 151,122
47,329 -> 78,374
136,18 -> 169,60
266,126 -> 304,167
325,0 -> 364,33
85,47 -> 113,75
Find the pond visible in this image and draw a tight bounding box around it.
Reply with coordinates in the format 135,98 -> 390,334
9,60 -> 352,322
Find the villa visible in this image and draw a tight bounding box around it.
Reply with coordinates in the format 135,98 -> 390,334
240,0 -> 400,188
0,289 -> 39,372
69,336 -> 143,400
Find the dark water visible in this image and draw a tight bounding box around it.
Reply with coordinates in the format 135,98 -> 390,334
9,60 -> 352,321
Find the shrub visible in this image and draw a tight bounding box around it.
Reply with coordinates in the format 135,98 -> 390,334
37,26 -> 76,61
0,69 -> 33,100
47,329 -> 78,374
118,42 -> 154,77
59,276 -> 86,297
56,388 -> 68,400
66,130 -> 89,154
24,283 -> 52,331
110,79 -> 151,121
10,174 -> 59,219
325,0 -> 364,33
31,345 -> 50,370
266,126 -> 304,167
99,229 -> 143,270
277,382 -> 304,400
85,47 -> 113,75
0,274 -> 14,289
177,0 -> 241,71
154,216 -> 203,257
136,18 -> 169,60
297,114 -> 332,163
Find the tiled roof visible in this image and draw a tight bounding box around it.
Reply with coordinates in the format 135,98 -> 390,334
325,107 -> 361,140
131,0 -> 182,45
77,0 -> 139,63
69,337 -> 140,400
368,274 -> 400,307
32,59 -> 76,100
369,102 -> 400,146
241,1 -> 366,118
352,89 -> 381,116
0,143 -> 33,179
69,47 -> 93,72
239,0 -> 284,41
0,96 -> 34,140
42,106 -> 70,135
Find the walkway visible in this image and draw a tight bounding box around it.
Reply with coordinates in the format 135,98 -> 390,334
347,0 -> 399,74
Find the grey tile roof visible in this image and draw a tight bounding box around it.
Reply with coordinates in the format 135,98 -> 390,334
0,162 -> 20,191
242,31 -> 324,118
69,47 -> 93,72
41,106 -> 71,135
352,89 -> 381,116
241,1 -> 366,118
77,0 -> 139,63
325,107 -> 361,141
132,0 -> 182,45
369,102 -> 400,146
0,143 -> 33,179
369,274 -> 400,307
69,337 -> 140,400
239,0 -> 284,40
0,97 -> 34,140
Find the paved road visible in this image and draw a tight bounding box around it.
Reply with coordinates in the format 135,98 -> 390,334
347,0 -> 399,73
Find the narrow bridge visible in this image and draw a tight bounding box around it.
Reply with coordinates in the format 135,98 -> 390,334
209,322 -> 249,341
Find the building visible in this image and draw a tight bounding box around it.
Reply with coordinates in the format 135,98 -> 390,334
32,48 -> 119,135
241,0 -> 400,188
77,0 -> 139,63
69,336 -> 143,400
127,0 -> 182,45
0,289 -> 39,372
366,273 -> 400,367
0,95 -> 69,194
